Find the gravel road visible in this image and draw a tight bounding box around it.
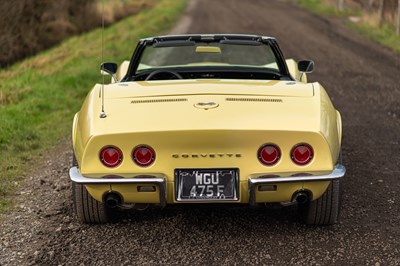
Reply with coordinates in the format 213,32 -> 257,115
1,0 -> 400,265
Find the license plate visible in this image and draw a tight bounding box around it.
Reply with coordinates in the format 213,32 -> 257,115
175,168 -> 239,201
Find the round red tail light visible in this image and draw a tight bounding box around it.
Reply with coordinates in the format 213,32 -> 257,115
258,144 -> 281,166
291,144 -> 313,165
100,146 -> 123,167
132,145 -> 155,167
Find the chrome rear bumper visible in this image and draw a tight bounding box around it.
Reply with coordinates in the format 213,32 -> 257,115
248,164 -> 346,206
69,164 -> 345,208
69,166 -> 167,207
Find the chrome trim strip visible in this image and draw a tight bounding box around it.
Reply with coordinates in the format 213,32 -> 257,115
248,164 -> 346,206
69,167 -> 167,207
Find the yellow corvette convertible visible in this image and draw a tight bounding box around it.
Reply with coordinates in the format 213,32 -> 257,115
70,34 -> 345,225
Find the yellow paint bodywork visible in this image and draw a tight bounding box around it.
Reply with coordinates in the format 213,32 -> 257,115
72,65 -> 342,205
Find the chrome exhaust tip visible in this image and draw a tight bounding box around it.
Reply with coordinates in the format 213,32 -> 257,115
293,192 -> 309,204
104,192 -> 121,208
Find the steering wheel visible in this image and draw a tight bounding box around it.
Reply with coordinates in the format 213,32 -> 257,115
145,70 -> 183,81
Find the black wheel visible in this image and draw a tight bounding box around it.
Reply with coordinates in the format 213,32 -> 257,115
300,178 -> 343,225
72,182 -> 110,223
71,152 -> 110,223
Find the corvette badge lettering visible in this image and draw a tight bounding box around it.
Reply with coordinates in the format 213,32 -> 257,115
172,153 -> 241,158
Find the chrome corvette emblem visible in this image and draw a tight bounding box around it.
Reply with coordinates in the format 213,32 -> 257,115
194,102 -> 219,110
172,153 -> 241,158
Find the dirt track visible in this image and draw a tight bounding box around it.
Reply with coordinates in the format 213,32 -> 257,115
1,0 -> 400,265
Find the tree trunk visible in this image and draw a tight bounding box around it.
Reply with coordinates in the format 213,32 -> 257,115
364,0 -> 375,13
397,0 -> 400,35
378,0 -> 384,26
338,0 -> 345,12
364,0 -> 369,13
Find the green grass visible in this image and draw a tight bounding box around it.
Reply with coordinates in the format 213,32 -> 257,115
0,0 -> 188,212
295,0 -> 400,54
295,0 -> 360,16
347,22 -> 400,54
296,0 -> 337,15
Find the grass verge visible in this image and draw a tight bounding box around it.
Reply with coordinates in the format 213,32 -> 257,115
295,0 -> 400,54
295,0 -> 361,16
0,0 -> 187,212
347,22 -> 400,54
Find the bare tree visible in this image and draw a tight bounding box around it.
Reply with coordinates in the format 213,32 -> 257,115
397,0 -> 400,34
0,0 -> 98,67
364,0 -> 375,13
338,0 -> 345,11
378,0 -> 385,25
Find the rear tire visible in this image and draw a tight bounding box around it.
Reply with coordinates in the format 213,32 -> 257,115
72,182 -> 110,223
300,179 -> 343,225
71,152 -> 110,223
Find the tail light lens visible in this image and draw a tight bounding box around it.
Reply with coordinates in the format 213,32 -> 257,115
291,144 -> 313,165
100,146 -> 123,167
258,144 -> 281,166
132,145 -> 155,167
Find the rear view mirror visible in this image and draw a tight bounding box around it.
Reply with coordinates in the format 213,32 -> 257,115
100,62 -> 118,82
298,60 -> 314,73
101,62 -> 118,75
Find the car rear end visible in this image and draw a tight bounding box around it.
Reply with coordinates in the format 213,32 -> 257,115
73,127 -> 343,204
71,83 -> 344,211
